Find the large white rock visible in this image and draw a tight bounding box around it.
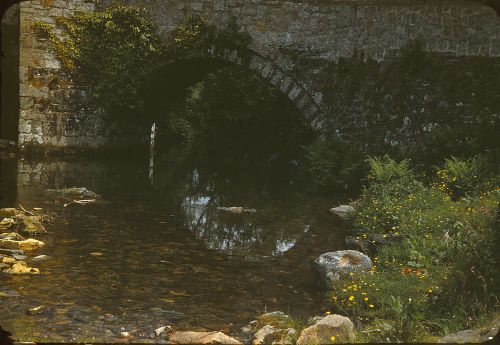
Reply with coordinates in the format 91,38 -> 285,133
169,331 -> 242,344
329,205 -> 355,218
296,314 -> 356,345
315,250 -> 372,283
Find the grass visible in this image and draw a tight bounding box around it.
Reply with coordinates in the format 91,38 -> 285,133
327,156 -> 500,342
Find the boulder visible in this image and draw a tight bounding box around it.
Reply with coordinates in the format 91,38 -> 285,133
0,208 -> 17,218
329,205 -> 355,218
250,312 -> 297,345
0,232 -> 25,241
315,250 -> 372,283
169,331 -> 242,344
438,330 -> 486,343
296,314 -> 356,345
252,326 -> 297,345
2,257 -> 16,264
274,328 -> 297,345
253,325 -> 278,345
4,261 -> 40,274
0,217 -> 15,229
0,238 -> 45,251
19,216 -> 47,235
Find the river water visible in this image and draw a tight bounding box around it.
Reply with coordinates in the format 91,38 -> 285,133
0,155 -> 347,343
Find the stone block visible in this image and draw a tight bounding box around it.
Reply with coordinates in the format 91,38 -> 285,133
287,84 -> 303,101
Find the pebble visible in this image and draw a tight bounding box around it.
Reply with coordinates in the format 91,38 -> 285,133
27,305 -> 48,316
32,255 -> 49,261
155,325 -> 170,336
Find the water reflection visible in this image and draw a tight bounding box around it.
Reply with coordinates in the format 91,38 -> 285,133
1,156 -> 346,342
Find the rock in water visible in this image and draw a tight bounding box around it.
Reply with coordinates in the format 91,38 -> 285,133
0,238 -> 45,251
32,255 -> 49,261
27,305 -> 48,316
18,216 -> 47,235
315,250 -> 372,283
169,331 -> 242,344
45,187 -> 98,198
253,325 -> 277,345
296,315 -> 356,345
0,232 -> 25,241
329,205 -> 355,218
0,218 -> 15,229
0,208 -> 17,218
217,207 -> 257,214
5,262 -> 40,274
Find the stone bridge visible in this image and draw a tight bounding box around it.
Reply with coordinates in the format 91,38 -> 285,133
2,0 -> 500,151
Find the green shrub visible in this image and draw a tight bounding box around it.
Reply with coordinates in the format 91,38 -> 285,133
34,2 -> 165,117
435,155 -> 493,199
330,156 -> 500,342
304,138 -> 368,194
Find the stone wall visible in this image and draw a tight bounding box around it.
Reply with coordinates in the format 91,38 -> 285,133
18,0 -> 148,152
16,0 -> 500,151
113,0 -> 500,60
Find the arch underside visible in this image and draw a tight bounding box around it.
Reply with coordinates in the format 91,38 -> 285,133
173,44 -> 328,131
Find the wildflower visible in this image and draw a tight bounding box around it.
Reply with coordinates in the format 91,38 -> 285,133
349,296 -> 355,301
342,289 -> 347,292
428,289 -> 433,293
369,304 -> 374,308
325,311 -> 331,315
331,336 -> 336,343
364,297 -> 369,301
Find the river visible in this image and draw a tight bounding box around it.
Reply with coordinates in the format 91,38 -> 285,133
0,155 -> 347,343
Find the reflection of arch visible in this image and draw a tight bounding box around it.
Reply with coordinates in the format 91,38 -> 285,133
167,41 -> 328,130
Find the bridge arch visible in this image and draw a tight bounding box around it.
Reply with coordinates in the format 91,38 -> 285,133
163,40 -> 328,131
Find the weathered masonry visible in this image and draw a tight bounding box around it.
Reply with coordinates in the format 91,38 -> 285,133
10,0 -> 500,151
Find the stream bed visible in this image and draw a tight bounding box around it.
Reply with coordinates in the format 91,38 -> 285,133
0,156 -> 347,343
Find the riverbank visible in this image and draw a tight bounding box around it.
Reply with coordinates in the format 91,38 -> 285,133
325,156 -> 500,342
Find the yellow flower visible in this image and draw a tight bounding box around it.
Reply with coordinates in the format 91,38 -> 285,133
364,297 -> 369,301
428,289 -> 433,293
348,295 -> 355,301
330,336 -> 336,343
325,311 -> 331,315
369,304 -> 374,308
342,289 -> 347,292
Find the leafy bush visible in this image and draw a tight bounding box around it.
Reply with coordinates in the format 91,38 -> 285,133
304,137 -> 368,194
435,155 -> 494,199
34,4 -> 250,121
329,156 -> 500,342
34,2 -> 165,116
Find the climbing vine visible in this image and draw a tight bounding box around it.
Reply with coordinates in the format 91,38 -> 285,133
33,2 -> 250,119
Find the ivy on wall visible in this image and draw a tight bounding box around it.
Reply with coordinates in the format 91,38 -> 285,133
33,2 -> 250,119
